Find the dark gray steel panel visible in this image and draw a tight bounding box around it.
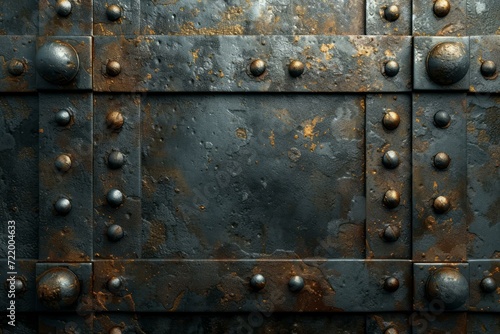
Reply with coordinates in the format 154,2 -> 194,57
366,313 -> 410,333
93,260 -> 411,312
141,94 -> 365,259
0,36 -> 36,92
0,260 -> 37,312
93,0 -> 141,36
94,35 -> 412,92
39,93 -> 93,261
412,313 -> 467,334
39,315 -> 93,333
467,314 -> 500,333
366,94 -> 412,259
412,0 -> 466,36
140,0 -> 365,36
412,93 -> 467,262
366,0 -> 411,35
0,314 -> 38,333
467,94 -> 500,259
467,0 -> 500,35
470,36 -> 500,93
0,95 -> 39,259
0,0 -> 38,35
38,0 -> 93,36
94,94 -> 141,259
469,260 -> 500,312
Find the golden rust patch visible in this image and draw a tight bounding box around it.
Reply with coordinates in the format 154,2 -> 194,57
269,130 -> 275,147
235,127 -> 247,139
302,116 -> 324,140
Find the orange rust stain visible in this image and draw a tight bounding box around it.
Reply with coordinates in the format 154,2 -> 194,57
269,130 -> 275,147
235,127 -> 247,139
302,116 -> 324,140
169,290 -> 186,311
39,128 -> 44,133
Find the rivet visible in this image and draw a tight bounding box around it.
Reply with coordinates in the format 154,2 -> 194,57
107,276 -> 123,294
433,0 -> 451,18
426,42 -> 469,85
382,225 -> 400,242
106,4 -> 122,21
107,224 -> 124,242
382,111 -> 400,130
384,5 -> 400,22
5,276 -> 27,295
384,60 -> 400,77
7,59 -> 25,76
434,152 -> 451,170
37,267 -> 80,309
106,111 -> 124,130
382,150 -> 400,169
434,111 -> 451,128
106,60 -> 121,77
288,276 -> 305,292
433,196 -> 450,214
426,267 -> 468,310
288,60 -> 305,78
250,274 -> 266,290
383,277 -> 400,292
109,327 -> 123,334
55,0 -> 72,17
480,277 -> 497,293
54,198 -> 72,215
249,59 -> 266,77
383,190 -> 400,209
55,154 -> 72,172
108,151 -> 125,169
481,60 -> 497,78
107,189 -> 124,207
55,109 -> 72,126
36,41 -> 80,85
384,328 -> 399,334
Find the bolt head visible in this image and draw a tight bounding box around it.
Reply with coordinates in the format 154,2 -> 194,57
106,60 -> 121,77
382,150 -> 400,169
384,328 -> 399,334
109,327 -> 123,334
426,267 -> 468,310
434,111 -> 451,128
8,59 -> 25,76
5,276 -> 27,296
433,196 -> 450,214
480,277 -> 497,293
107,189 -> 124,207
384,5 -> 400,22
108,151 -> 125,169
54,198 -> 72,215
250,274 -> 266,290
383,111 -> 400,130
434,0 -> 451,17
55,0 -> 72,17
249,59 -> 266,77
106,4 -> 122,21
426,42 -> 469,85
107,276 -> 123,294
288,60 -> 305,77
55,154 -> 72,172
383,277 -> 400,292
36,41 -> 80,85
37,267 -> 80,310
383,190 -> 400,209
288,275 -> 305,292
55,109 -> 72,126
107,224 -> 124,242
382,225 -> 400,242
434,152 -> 451,170
481,60 -> 497,78
385,60 -> 400,77
106,111 -> 124,130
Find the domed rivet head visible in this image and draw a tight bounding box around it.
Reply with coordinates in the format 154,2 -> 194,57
55,154 -> 72,172
384,60 -> 400,77
384,328 -> 399,334
36,41 -> 80,85
433,0 -> 451,17
106,111 -> 124,130
37,267 -> 80,310
106,60 -> 121,77
250,274 -> 266,290
383,111 -> 400,130
5,276 -> 27,296
55,0 -> 72,17
288,60 -> 305,78
434,152 -> 451,170
109,327 -> 123,334
107,189 -> 124,207
433,195 -> 450,214
383,277 -> 400,292
250,59 -> 266,77
107,224 -> 124,242
382,225 -> 400,242
107,276 -> 123,294
426,42 -> 469,85
106,4 -> 122,21
384,5 -> 400,22
382,150 -> 400,169
8,59 -> 25,76
288,276 -> 305,292
434,111 -> 451,128
383,190 -> 400,209
481,60 -> 497,78
108,151 -> 125,169
426,267 -> 468,310
55,109 -> 72,126
480,277 -> 497,293
54,198 -> 72,215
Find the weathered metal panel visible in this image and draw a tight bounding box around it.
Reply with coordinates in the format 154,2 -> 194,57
412,313 -> 468,334
470,36 -> 500,93
0,0 -> 38,35
467,0 -> 500,35
38,0 -> 93,36
0,36 -> 36,92
412,0 -> 467,36
93,0 -> 141,36
467,314 -> 500,333
469,260 -> 500,312
366,313 -> 411,333
0,259 -> 37,312
366,0 -> 412,36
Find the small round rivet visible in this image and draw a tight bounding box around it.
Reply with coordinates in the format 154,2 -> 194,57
426,267 -> 468,310
480,277 -> 497,293
109,327 -> 123,334
426,42 -> 469,85
384,5 -> 400,22
382,225 -> 400,242
54,198 -> 72,215
107,224 -> 124,242
434,111 -> 451,128
382,150 -> 400,169
433,0 -> 451,18
288,60 -> 305,78
383,111 -> 400,130
250,274 -> 266,290
37,267 -> 80,309
106,4 -> 122,21
8,59 -> 25,76
383,277 -> 400,292
55,109 -> 72,126
108,151 -> 125,169
481,60 -> 497,78
5,276 -> 27,296
107,276 -> 123,294
55,0 -> 72,17
433,196 -> 450,214
55,154 -> 72,172
384,328 -> 399,334
106,60 -> 121,77
250,59 -> 266,77
36,41 -> 80,85
107,189 -> 124,207
383,190 -> 400,209
434,152 -> 451,170
288,276 -> 305,292
385,60 -> 400,77
106,111 -> 124,130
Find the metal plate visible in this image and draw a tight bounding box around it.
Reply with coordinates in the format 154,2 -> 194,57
366,0 -> 412,35
469,260 -> 500,312
0,0 -> 38,35
0,36 -> 36,92
38,0 -> 93,36
413,0 -> 467,36
93,0 -> 141,36
470,36 -> 500,93
467,0 -> 500,35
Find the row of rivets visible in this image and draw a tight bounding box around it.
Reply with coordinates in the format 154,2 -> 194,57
432,110 -> 451,213
56,0 -> 122,21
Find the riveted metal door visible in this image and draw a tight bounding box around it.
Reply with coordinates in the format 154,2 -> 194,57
0,0 -> 499,333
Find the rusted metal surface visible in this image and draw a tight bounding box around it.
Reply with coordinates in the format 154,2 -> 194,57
366,0 -> 412,36
366,313 -> 410,334
0,260 -> 37,312
470,36 -> 500,93
93,35 -> 412,92
469,260 -> 500,312
0,36 -> 36,92
38,0 -> 93,36
93,0 -> 141,36
0,0 -> 38,35
467,314 -> 500,333
467,0 -> 500,35
412,0 -> 467,36
366,94 -> 412,259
